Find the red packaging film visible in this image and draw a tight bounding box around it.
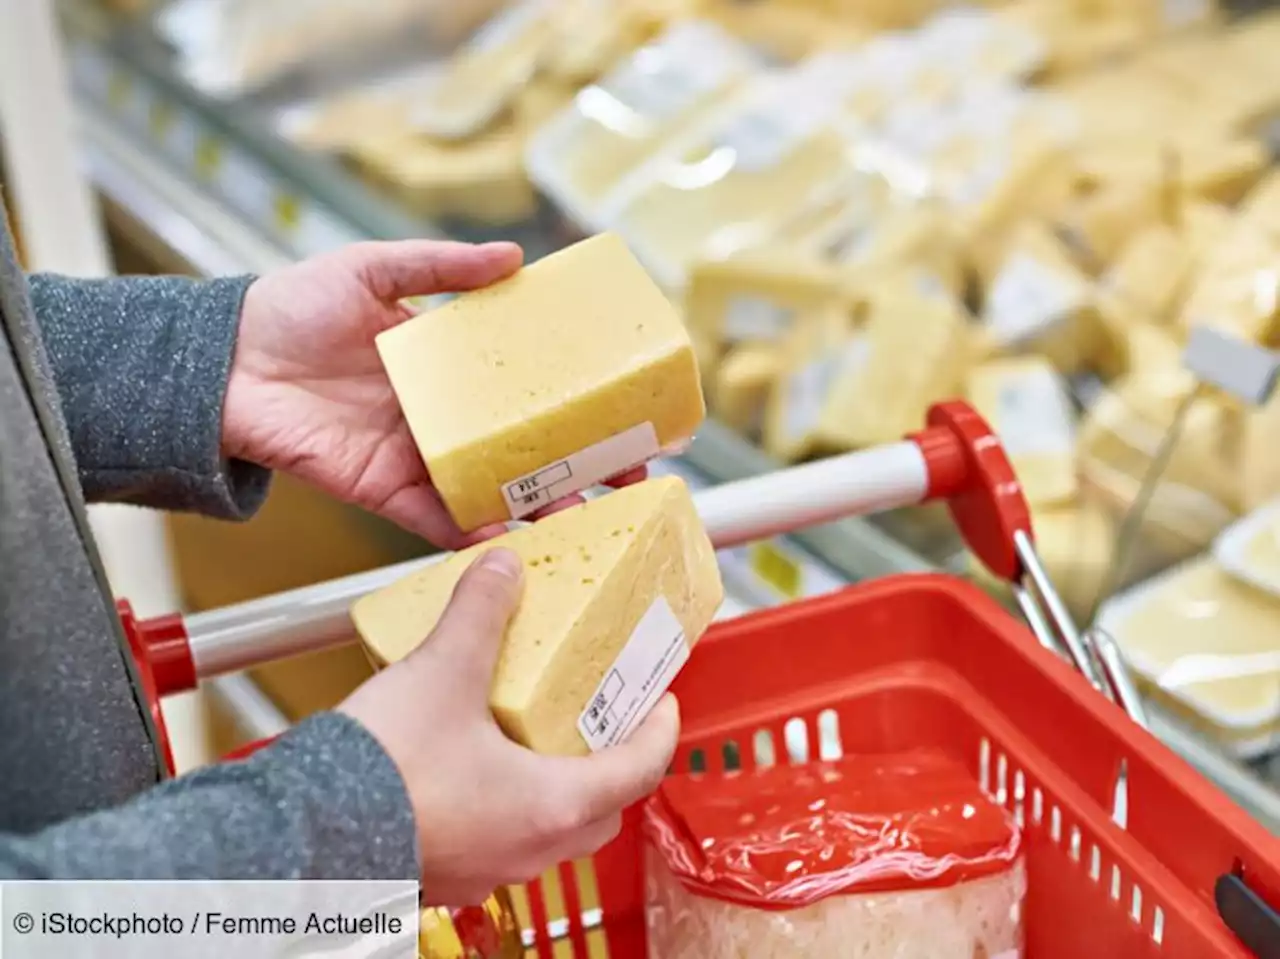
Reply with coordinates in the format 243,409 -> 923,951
643,750 -> 1026,958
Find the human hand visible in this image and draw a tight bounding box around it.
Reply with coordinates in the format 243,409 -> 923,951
223,240 -> 647,549
338,548 -> 680,906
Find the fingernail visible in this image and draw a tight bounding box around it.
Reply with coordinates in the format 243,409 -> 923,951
477,548 -> 522,580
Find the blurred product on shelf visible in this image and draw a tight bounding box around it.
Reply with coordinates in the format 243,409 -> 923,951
419,890 -> 523,959
1101,557 -> 1280,759
374,233 -> 705,532
355,476 -> 724,756
644,750 -> 1026,958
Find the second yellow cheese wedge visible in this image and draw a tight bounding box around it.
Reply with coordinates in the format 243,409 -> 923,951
352,476 -> 724,756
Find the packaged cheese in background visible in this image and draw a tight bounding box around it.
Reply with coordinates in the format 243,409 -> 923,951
1178,218 -> 1280,345
1100,557 -> 1280,758
1215,499 -> 1280,599
762,305 -> 861,463
598,57 -> 871,290
700,0 -> 871,62
966,357 -> 1079,509
978,222 -> 1110,375
537,0 -> 680,86
712,341 -> 782,437
644,751 -> 1026,959
818,275 -> 973,449
412,0 -> 557,141
1099,221 -> 1194,326
376,234 -> 705,532
527,22 -> 760,231
354,476 -> 724,756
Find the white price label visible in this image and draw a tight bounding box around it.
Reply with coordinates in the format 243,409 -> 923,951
994,366 -> 1076,458
502,423 -> 660,520
1164,0 -> 1209,27
985,253 -> 1086,346
724,296 -> 794,343
577,597 -> 688,752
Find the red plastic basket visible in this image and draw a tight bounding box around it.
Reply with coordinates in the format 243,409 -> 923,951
519,575 -> 1280,959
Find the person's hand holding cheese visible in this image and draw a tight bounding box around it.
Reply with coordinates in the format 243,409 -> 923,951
339,546 -> 681,905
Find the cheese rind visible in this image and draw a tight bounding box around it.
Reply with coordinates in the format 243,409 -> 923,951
352,476 -> 724,756
376,234 -> 706,532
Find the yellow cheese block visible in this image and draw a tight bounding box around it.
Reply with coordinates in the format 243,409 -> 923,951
352,476 -> 724,756
966,357 -> 1078,508
761,305 -> 860,462
376,234 -> 705,532
682,249 -> 848,358
1109,558 -> 1280,735
701,0 -> 869,61
1240,388 -> 1280,512
526,21 -> 758,229
1176,137 -> 1269,205
817,278 -> 972,450
1100,222 -> 1193,324
979,221 -> 1110,375
1236,169 -> 1280,241
970,499 -> 1114,620
1178,220 -> 1280,344
711,340 -> 782,436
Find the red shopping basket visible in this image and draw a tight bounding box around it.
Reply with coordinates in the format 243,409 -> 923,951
518,577 -> 1280,959
127,402 -> 1280,956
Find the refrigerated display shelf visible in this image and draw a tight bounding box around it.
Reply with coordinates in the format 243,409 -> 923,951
57,6 -> 1280,835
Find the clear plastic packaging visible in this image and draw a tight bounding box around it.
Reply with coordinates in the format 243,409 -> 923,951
526,21 -> 761,231
644,751 -> 1026,958
158,0 -> 504,99
1100,557 -> 1280,759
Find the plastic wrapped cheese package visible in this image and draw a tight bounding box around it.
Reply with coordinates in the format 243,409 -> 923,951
1099,558 -> 1280,758
644,751 -> 1027,958
1215,500 -> 1280,599
527,21 -> 761,230
158,0 -> 504,98
598,56 -> 872,290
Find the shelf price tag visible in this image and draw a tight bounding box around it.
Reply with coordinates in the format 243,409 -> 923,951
750,541 -> 802,599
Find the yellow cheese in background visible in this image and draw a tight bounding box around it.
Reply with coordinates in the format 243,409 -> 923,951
414,0 -> 557,141
1176,137 -> 1269,205
1101,222 -> 1193,325
1178,220 -> 1280,345
353,477 -> 724,756
1240,388 -> 1280,512
712,341 -> 782,436
1101,318 -> 1184,381
971,499 -> 1114,620
817,279 -> 972,450
377,234 -> 705,532
682,250 -> 848,359
701,0 -> 870,60
762,305 -> 859,462
1236,169 -> 1280,240
538,0 -> 657,85
966,357 -> 1079,508
1111,558 -> 1280,732
1054,180 -> 1161,270
979,221 -> 1112,375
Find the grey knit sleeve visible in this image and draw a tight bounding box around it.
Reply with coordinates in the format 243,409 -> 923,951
0,713 -> 419,881
24,273 -> 270,520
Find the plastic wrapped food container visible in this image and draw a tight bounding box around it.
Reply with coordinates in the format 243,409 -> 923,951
644,751 -> 1027,958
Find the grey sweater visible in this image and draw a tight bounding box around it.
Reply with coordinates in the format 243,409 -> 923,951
0,212 -> 418,880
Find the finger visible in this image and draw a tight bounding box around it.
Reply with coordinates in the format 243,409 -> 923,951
603,466 -> 648,489
373,483 -> 479,551
347,240 -> 523,303
417,549 -> 524,705
550,813 -> 624,864
554,694 -> 680,824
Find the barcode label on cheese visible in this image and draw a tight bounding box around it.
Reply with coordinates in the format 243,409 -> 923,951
578,596 -> 688,751
985,252 -> 1086,346
783,337 -> 871,442
502,423 -> 660,519
995,366 -> 1076,457
724,296 -> 794,342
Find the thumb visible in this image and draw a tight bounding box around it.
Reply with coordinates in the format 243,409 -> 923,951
344,239 -> 523,303
561,694 -> 681,822
414,549 -> 524,709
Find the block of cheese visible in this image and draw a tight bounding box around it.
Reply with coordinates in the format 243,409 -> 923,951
1100,558 -> 1280,754
527,22 -> 758,230
1177,137 -> 1269,206
1100,222 -> 1193,325
352,476 -> 724,756
1178,220 -> 1280,344
1239,389 -> 1280,513
376,234 -> 706,532
966,357 -> 1078,508
817,278 -> 973,450
538,0 -> 662,86
712,341 -> 782,436
600,63 -> 869,290
682,249 -> 849,358
701,0 -> 870,61
970,499 -> 1114,619
979,221 -> 1110,375
761,305 -> 861,463
413,0 -> 556,140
